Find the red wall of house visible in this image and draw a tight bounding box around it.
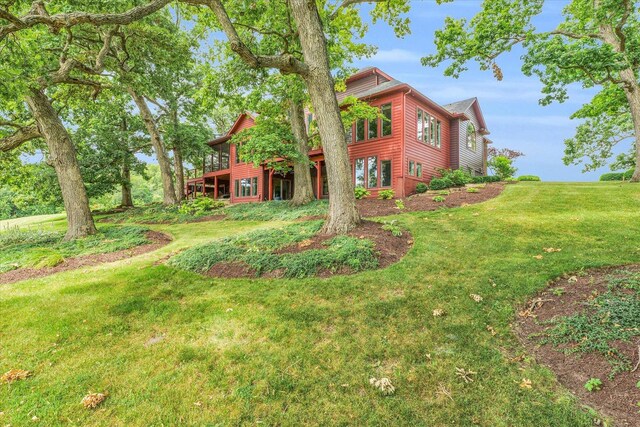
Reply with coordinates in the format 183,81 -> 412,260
229,115 -> 264,203
403,94 -> 451,196
345,91 -> 405,198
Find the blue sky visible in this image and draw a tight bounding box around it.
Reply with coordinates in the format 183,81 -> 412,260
352,0 -> 626,181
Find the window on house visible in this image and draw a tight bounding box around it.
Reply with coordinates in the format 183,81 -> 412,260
367,156 -> 378,188
356,118 -> 365,142
381,160 -> 392,187
430,116 -> 436,146
417,109 -> 423,141
467,122 -> 477,150
417,163 -> 423,177
423,113 -> 429,144
381,103 -> 392,136
234,179 -> 239,197
355,158 -> 365,187
368,117 -> 378,139
252,177 -> 258,196
409,160 -> 415,176
345,125 -> 353,144
436,120 -> 442,148
220,142 -> 230,169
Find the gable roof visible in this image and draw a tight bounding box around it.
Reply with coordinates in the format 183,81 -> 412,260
443,97 -> 489,134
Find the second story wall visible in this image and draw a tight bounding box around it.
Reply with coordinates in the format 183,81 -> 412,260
404,94 -> 451,193
457,105 -> 485,176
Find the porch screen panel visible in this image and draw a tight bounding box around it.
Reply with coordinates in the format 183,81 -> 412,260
220,142 -> 230,170
381,160 -> 391,187
367,156 -> 378,188
355,158 -> 365,187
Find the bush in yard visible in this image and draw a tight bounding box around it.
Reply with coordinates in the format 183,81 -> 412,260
599,170 -> 634,181
395,199 -> 405,210
432,195 -> 446,202
488,155 -> 517,180
179,197 -> 225,215
584,378 -> 603,392
354,186 -> 370,199
470,175 -> 500,183
467,187 -> 479,193
437,168 -> 472,186
415,182 -> 428,193
378,189 -> 395,199
517,175 -> 541,181
429,177 -> 453,190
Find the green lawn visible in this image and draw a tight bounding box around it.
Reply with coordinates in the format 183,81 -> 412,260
1,182 -> 639,426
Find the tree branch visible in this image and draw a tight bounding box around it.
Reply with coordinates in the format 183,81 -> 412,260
0,0 -> 170,41
185,0 -> 309,75
0,124 -> 41,152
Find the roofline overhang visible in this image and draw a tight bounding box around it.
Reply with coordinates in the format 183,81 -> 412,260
345,67 -> 394,84
207,134 -> 232,146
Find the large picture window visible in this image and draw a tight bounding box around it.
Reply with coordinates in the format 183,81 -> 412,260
235,177 -> 258,197
381,160 -> 392,187
467,122 -> 477,150
367,156 -> 378,188
417,109 -> 423,141
381,103 -> 392,136
429,116 -> 436,146
355,158 -> 365,187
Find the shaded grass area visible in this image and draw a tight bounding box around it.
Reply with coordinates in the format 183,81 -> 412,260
0,226 -> 150,273
224,200 -> 328,221
97,203 -> 224,224
169,220 -> 377,278
541,268 -> 640,378
1,183 -> 640,425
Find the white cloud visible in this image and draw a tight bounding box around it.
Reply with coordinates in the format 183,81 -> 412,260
369,48 -> 422,63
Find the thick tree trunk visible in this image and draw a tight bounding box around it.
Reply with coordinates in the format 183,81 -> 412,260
25,89 -> 97,240
288,0 -> 360,233
173,144 -> 186,201
621,77 -> 640,182
128,88 -> 178,205
289,98 -> 315,206
121,158 -> 134,207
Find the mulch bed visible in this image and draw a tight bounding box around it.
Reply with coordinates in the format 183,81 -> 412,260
0,231 -> 172,286
356,183 -> 505,217
205,220 -> 412,279
515,265 -> 640,426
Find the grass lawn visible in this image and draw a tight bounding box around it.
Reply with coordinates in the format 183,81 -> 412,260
1,182 -> 640,425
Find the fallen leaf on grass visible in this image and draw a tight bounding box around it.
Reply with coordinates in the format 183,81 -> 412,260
1,369 -> 31,383
486,325 -> 497,336
432,308 -> 446,317
81,392 -> 108,409
369,377 -> 395,395
455,367 -> 477,383
520,378 -> 532,389
533,255 -> 543,260
543,247 -> 561,253
567,275 -> 578,283
470,294 -> 483,302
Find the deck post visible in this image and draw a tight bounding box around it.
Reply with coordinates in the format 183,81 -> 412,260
214,176 -> 218,200
202,178 -> 206,197
316,161 -> 322,199
268,170 -> 274,201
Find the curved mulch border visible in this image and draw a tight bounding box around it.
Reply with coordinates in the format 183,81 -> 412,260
205,220 -> 413,279
515,265 -> 640,427
356,183 -> 505,217
0,231 -> 172,286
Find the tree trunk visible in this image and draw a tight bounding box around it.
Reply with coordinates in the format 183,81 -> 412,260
121,158 -> 134,207
289,98 -> 315,206
172,110 -> 186,201
173,144 -> 186,201
128,87 -> 178,205
621,77 -> 640,182
25,89 -> 97,240
288,0 -> 360,233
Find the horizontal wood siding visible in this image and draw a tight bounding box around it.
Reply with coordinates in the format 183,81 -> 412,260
403,94 -> 451,195
346,92 -> 404,198
458,107 -> 485,176
449,118 -> 460,170
337,74 -> 378,102
229,115 -> 263,203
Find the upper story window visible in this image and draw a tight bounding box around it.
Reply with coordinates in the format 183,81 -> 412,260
436,120 -> 441,148
205,142 -> 230,173
381,103 -> 392,136
467,122 -> 477,150
345,125 -> 353,144
356,118 -> 365,142
368,116 -> 378,139
417,108 -> 440,148
417,109 -> 423,141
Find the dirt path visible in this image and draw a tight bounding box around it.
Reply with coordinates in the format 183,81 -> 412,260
0,231 -> 172,286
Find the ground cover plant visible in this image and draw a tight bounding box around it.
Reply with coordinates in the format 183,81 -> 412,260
168,220 -> 379,278
224,200 -> 329,221
0,225 -> 151,273
99,200 -> 225,225
518,265 -> 640,425
2,183 -> 640,425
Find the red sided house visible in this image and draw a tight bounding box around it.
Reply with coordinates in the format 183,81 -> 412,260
186,67 -> 492,203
